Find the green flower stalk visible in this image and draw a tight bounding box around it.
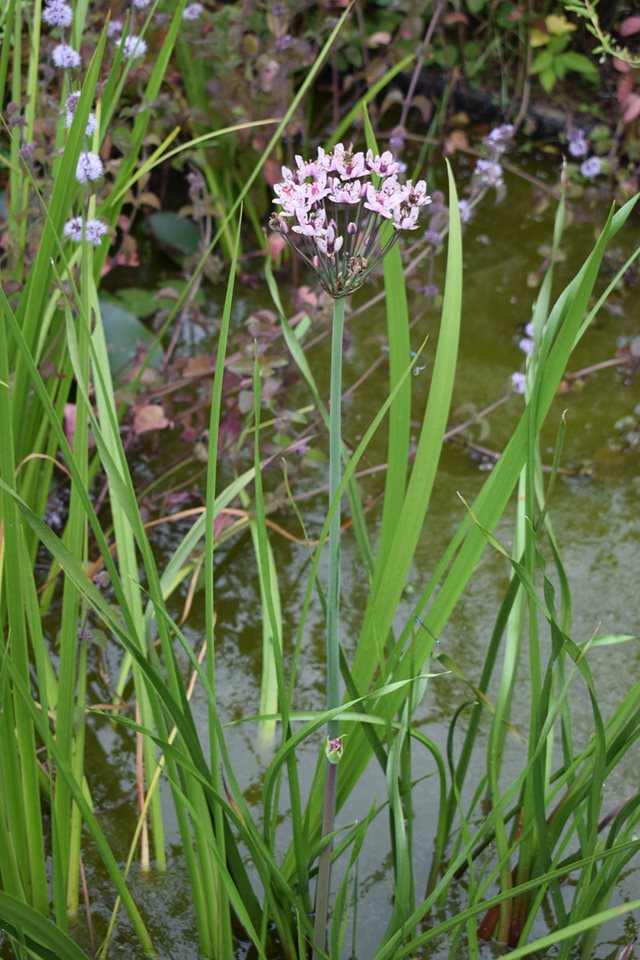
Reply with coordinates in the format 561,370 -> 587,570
270,142 -> 431,956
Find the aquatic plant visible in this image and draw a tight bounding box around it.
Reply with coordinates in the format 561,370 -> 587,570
270,139 -> 433,954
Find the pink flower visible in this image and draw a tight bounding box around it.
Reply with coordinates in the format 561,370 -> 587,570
366,149 -> 400,177
293,153 -> 322,179
364,182 -> 401,218
304,173 -> 331,205
405,179 -> 431,206
292,208 -> 327,237
331,144 -> 366,180
393,206 -> 420,231
273,178 -> 306,215
316,224 -> 343,258
328,179 -> 363,204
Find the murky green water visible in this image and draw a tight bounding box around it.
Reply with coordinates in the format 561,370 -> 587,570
59,154 -> 640,959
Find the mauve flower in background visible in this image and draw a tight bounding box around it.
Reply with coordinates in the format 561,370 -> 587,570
63,217 -> 84,241
52,43 -> 81,69
518,337 -> 534,355
274,34 -> 293,50
43,1 -> 73,27
580,156 -> 603,178
269,143 -> 431,298
183,3 -> 204,20
474,159 -> 504,189
458,199 -> 472,224
66,108 -> 98,137
84,219 -> 109,245
107,19 -> 123,36
63,217 -> 109,245
511,371 -> 526,394
567,127 -> 589,158
119,35 -> 147,59
75,151 -> 103,184
389,124 -> 406,153
484,123 -> 514,153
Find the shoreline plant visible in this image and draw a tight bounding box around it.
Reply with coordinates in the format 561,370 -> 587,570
270,140 -> 432,953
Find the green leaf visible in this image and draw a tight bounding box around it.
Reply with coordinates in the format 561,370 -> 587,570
540,66 -> 557,91
102,279 -> 204,318
99,300 -> 165,375
548,33 -> 571,53
561,50 -> 600,76
0,892 -> 91,960
102,287 -> 159,317
530,49 -> 554,74
149,211 -> 201,254
466,0 -> 486,13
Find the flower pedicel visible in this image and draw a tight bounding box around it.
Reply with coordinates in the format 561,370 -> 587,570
269,143 -> 431,298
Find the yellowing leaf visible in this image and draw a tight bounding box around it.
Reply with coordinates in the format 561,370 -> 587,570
545,14 -> 577,35
530,27 -> 550,47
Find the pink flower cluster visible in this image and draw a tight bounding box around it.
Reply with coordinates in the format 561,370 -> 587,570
269,144 -> 431,297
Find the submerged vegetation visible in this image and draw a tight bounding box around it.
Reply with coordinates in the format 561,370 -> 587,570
0,0 -> 639,959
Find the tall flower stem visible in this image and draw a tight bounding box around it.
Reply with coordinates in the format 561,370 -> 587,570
313,294 -> 345,957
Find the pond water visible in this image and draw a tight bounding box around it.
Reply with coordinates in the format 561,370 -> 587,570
61,153 -> 640,959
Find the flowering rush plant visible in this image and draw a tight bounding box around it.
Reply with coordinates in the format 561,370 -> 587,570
269,143 -> 431,298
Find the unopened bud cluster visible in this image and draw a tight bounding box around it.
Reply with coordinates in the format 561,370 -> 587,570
269,144 -> 431,298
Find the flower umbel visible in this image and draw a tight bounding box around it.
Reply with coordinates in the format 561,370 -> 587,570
269,143 -> 431,298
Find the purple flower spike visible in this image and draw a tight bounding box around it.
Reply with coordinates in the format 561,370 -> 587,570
269,143 -> 431,298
